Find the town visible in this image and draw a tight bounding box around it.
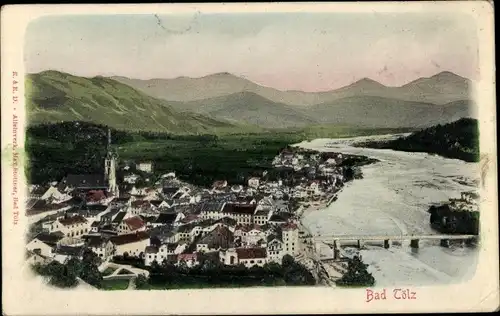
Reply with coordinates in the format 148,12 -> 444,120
25,129 -> 370,289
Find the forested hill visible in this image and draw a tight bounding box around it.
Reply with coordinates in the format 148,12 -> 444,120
355,118 -> 480,162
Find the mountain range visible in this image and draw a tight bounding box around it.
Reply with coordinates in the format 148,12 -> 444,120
27,70 -> 476,132
113,70 -> 472,106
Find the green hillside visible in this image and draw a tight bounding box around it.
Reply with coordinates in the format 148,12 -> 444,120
26,70 -> 237,134
178,91 -> 317,128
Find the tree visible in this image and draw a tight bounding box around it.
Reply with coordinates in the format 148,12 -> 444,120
43,261 -> 78,288
336,255 -> 375,287
135,274 -> 149,289
79,249 -> 103,288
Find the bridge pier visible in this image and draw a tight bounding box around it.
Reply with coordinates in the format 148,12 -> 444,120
410,239 -> 419,249
357,240 -> 364,249
465,237 -> 478,247
384,239 -> 390,249
440,239 -> 450,248
333,240 -> 339,260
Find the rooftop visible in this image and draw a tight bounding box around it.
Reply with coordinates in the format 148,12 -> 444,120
58,174 -> 106,190
124,216 -> 146,231
58,215 -> 87,226
110,231 -> 150,245
33,232 -> 64,246
235,247 -> 267,259
222,203 -> 257,215
154,212 -> 177,225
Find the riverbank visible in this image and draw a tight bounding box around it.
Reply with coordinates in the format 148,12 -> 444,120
295,136 -> 480,286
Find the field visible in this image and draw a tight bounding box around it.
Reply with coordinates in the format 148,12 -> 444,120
101,279 -> 130,290
26,121 -> 413,187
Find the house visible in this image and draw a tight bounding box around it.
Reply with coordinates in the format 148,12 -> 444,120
274,200 -> 290,213
150,226 -> 180,245
281,222 -> 299,256
57,174 -> 107,193
52,245 -> 84,264
85,190 -> 107,204
235,196 -> 256,205
219,247 -> 267,268
29,185 -> 50,199
110,231 -> 150,257
49,215 -> 90,238
144,243 -> 186,266
150,200 -> 171,210
268,213 -> 290,226
84,235 -> 115,261
26,251 -> 53,265
124,173 -> 140,184
117,216 -> 146,235
100,207 -> 124,225
89,221 -> 100,233
177,253 -> 199,267
196,226 -> 234,253
266,234 -> 284,263
110,196 -> 132,208
26,232 -> 65,257
221,203 -> 256,225
253,210 -> 271,225
241,225 -> 266,247
130,200 -> 152,215
236,247 -> 267,267
152,212 -> 177,228
162,186 -> 180,198
247,177 -> 260,189
37,185 -> 70,202
136,161 -> 153,173
72,205 -> 109,222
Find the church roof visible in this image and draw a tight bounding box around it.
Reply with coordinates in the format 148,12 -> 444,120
58,174 -> 106,190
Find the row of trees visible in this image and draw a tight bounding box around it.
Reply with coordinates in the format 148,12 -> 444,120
135,254 -> 315,289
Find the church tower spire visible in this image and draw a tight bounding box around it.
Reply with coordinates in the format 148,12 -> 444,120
104,128 -> 119,196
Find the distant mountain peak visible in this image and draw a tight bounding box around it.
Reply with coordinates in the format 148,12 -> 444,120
430,71 -> 468,81
341,77 -> 387,90
404,70 -> 470,87
356,77 -> 384,85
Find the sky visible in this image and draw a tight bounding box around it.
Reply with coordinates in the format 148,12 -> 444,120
24,12 -> 479,92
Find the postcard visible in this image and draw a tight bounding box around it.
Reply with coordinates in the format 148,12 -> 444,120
1,2 -> 498,315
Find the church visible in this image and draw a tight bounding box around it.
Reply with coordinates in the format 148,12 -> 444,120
57,129 -> 119,197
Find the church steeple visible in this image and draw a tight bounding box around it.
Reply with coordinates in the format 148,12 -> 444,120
104,128 -> 119,196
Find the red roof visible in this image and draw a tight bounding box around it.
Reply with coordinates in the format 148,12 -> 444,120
86,190 -> 107,202
178,253 -> 197,261
282,222 -> 298,231
236,247 -> 267,259
124,216 -> 145,231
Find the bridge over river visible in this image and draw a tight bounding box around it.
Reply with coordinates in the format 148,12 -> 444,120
313,234 -> 478,260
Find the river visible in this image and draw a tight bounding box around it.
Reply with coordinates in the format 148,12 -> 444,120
294,135 -> 480,286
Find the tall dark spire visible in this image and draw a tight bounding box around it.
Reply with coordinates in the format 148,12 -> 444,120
107,128 -> 111,151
